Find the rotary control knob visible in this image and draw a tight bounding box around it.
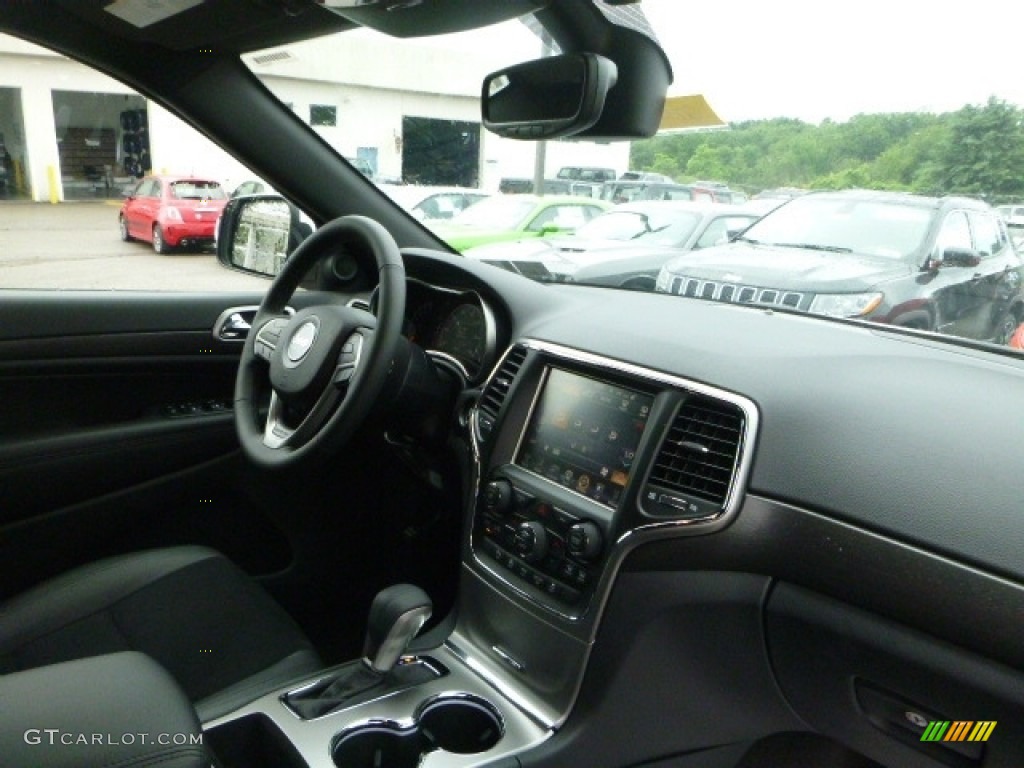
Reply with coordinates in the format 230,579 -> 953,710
567,521 -> 603,560
514,521 -> 549,563
482,480 -> 513,516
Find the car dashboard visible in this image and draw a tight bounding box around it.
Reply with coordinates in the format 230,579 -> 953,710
5,0 -> 1023,764
391,249 -> 1024,766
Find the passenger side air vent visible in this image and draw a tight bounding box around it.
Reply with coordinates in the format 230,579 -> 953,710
475,344 -> 528,442
643,395 -> 746,520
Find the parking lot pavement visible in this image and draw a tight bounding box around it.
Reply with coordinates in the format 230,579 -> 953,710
0,201 -> 270,291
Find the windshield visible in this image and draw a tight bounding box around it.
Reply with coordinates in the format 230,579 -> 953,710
576,209 -> 702,245
5,4 -> 1024,761
446,196 -> 536,229
2,0 -> 1024,350
738,196 -> 934,260
170,180 -> 226,200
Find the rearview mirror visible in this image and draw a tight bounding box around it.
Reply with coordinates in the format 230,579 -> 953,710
481,53 -> 617,140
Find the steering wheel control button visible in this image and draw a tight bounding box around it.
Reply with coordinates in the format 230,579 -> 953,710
256,318 -> 286,343
334,333 -> 365,387
254,316 -> 292,362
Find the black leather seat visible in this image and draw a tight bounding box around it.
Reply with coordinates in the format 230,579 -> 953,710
0,546 -> 322,721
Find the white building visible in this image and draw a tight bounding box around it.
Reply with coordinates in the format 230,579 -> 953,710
0,26 -> 629,203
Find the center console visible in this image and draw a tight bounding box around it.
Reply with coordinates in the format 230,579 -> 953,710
475,368 -> 654,616
203,645 -> 547,768
200,338 -> 757,768
451,339 -> 757,726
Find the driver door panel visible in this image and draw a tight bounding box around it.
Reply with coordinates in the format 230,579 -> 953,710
0,290 -> 323,598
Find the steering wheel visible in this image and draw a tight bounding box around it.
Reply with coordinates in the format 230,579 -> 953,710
234,215 -> 405,469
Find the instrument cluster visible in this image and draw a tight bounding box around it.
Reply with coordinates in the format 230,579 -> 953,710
403,280 -> 497,382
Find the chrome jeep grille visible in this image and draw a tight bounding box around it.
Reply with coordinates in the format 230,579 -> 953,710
669,276 -> 805,309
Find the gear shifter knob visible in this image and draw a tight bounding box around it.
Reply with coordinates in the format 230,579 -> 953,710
362,584 -> 433,674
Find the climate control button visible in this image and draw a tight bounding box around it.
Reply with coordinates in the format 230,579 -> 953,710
514,521 -> 549,563
567,521 -> 603,560
482,480 -> 513,515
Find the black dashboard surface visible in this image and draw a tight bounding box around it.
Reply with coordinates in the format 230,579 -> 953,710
404,249 -> 1024,586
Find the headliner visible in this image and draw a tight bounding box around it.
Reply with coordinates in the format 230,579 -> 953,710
11,0 -> 552,55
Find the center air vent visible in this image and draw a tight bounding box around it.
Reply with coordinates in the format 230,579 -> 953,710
249,50 -> 295,66
475,344 -> 528,442
643,395 -> 745,520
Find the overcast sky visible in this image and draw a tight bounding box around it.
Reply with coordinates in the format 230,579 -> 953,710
641,0 -> 1024,123
379,0 -> 1024,125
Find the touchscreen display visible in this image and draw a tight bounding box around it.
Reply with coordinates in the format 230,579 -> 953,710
516,368 -> 653,507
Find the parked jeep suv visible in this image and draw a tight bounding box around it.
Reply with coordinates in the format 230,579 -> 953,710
656,189 -> 1024,343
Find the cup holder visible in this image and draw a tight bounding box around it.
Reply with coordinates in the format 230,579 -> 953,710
330,723 -> 421,768
331,693 -> 503,768
418,693 -> 503,754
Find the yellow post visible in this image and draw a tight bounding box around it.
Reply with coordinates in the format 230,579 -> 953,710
47,164 -> 59,204
13,158 -> 24,196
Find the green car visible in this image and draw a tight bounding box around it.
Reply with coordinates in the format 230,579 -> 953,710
429,193 -> 611,252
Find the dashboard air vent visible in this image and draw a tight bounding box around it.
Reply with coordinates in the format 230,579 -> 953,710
249,50 -> 295,66
646,395 -> 745,515
476,344 -> 528,441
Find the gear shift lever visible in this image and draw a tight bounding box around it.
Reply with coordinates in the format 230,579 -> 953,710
362,584 -> 433,674
285,584 -> 434,719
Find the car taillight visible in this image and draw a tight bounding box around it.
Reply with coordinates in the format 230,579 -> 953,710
165,207 -> 183,222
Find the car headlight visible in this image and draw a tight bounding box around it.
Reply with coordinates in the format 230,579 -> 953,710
809,292 -> 883,317
655,266 -> 672,292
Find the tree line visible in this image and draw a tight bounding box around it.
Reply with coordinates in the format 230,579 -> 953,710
629,97 -> 1024,203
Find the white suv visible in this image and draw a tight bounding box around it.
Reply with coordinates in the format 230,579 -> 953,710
996,203 -> 1024,227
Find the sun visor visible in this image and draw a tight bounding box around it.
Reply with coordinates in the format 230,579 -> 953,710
658,95 -> 727,133
321,0 -> 550,37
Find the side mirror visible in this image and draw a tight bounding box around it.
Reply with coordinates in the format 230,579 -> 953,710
216,195 -> 301,278
539,224 -> 573,235
482,53 -> 617,140
931,246 -> 982,270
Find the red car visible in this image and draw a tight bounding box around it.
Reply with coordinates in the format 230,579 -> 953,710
1008,322 -> 1024,350
119,174 -> 228,253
